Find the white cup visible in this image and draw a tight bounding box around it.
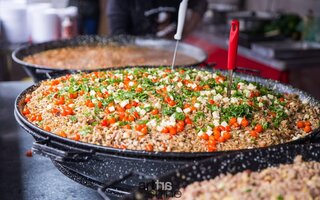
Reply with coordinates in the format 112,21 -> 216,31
0,2 -> 28,43
31,8 -> 61,43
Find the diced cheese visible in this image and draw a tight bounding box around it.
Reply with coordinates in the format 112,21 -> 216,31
214,94 -> 223,101
101,88 -> 107,94
177,82 -> 183,88
267,94 -> 274,99
222,97 -> 229,103
139,109 -> 146,116
147,119 -> 157,127
237,117 -> 243,124
90,90 -> 96,96
247,83 -> 256,90
154,102 -> 161,109
207,130 -> 213,136
221,121 -> 228,127
194,103 -> 200,109
230,97 -> 238,104
258,102 -> 264,107
197,130 -> 204,137
183,108 -> 191,114
212,111 -> 220,119
213,119 -> 220,126
108,106 -> 115,112
176,107 -> 183,113
128,81 -> 134,87
120,100 -> 129,108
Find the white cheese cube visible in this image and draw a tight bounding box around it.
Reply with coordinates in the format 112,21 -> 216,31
183,108 -> 191,114
108,106 -> 115,112
221,121 -> 228,127
120,100 -> 129,108
90,90 -> 96,96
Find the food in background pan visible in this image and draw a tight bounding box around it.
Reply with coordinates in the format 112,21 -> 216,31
21,68 -> 319,152
22,45 -> 198,69
178,156 -> 320,199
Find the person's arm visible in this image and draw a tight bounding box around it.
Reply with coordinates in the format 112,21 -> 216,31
183,0 -> 208,37
107,0 -> 130,35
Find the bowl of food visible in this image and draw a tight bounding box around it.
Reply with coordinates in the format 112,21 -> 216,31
14,66 -> 320,197
128,143 -> 320,199
12,35 -> 208,82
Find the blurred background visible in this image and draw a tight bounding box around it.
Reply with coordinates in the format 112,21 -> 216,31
0,0 -> 320,99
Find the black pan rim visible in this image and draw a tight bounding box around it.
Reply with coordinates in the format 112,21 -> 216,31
11,35 -> 208,71
14,66 -> 320,158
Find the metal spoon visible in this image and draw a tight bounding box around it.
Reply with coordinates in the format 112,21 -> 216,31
171,0 -> 189,70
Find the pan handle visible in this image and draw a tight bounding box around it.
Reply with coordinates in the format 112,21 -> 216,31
32,140 -> 93,162
97,171 -> 156,200
34,69 -> 78,79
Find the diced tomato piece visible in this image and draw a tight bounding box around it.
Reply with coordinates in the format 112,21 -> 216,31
145,144 -> 154,151
201,133 -> 209,140
254,124 -> 263,133
250,130 -> 259,138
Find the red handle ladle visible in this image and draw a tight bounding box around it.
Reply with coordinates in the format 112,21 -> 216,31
227,20 -> 239,97
227,20 -> 240,71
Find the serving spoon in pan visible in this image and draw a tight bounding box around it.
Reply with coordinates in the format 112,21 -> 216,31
227,20 -> 240,98
171,0 -> 189,70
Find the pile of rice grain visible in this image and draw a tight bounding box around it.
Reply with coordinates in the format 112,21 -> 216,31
178,156 -> 320,200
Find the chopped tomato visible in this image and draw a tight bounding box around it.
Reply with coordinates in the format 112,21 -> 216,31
69,92 -> 78,99
184,116 -> 192,125
124,124 -> 131,129
109,117 -> 117,124
161,127 -> 169,134
97,101 -> 103,108
116,105 -> 125,112
296,121 -> 305,128
209,99 -> 215,105
85,100 -> 94,108
51,79 -> 60,86
133,111 -> 140,119
136,87 -> 143,93
208,144 -> 217,152
305,121 -> 311,127
145,144 -> 154,151
58,131 -> 67,138
241,118 -> 249,127
101,119 -> 109,127
250,130 -> 259,138
127,115 -> 135,122
169,126 -> 177,135
72,134 -> 80,141
22,107 -> 31,115
140,126 -> 148,135
24,96 -> 31,103
44,126 -> 51,132
151,109 -> 159,115
304,126 -> 312,133
254,124 -> 263,133
200,133 -> 209,140
56,96 -> 65,105
223,132 -> 232,140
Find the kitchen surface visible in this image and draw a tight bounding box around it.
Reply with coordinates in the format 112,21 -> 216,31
1,0 -> 320,200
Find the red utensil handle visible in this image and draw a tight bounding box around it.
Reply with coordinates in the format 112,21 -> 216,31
227,20 -> 240,70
